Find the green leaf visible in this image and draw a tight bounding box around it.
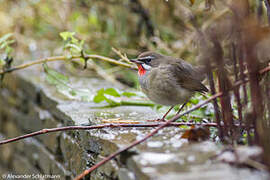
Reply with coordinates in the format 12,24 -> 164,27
0,40 -> 15,49
79,40 -> 85,47
0,59 -> 5,66
93,88 -> 106,103
69,90 -> 77,96
96,88 -> 105,95
190,98 -> 199,105
60,31 -> 85,55
190,110 -> 204,117
93,88 -> 120,106
103,97 -> 119,106
43,63 -> 69,85
104,88 -> 120,97
45,74 -> 59,85
59,32 -> 76,41
65,43 -> 82,53
5,46 -> 14,55
179,125 -> 190,129
0,33 -> 13,44
93,94 -> 106,103
122,92 -> 136,97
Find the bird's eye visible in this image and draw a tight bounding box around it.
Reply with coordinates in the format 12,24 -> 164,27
138,56 -> 154,64
145,58 -> 152,63
142,56 -> 154,64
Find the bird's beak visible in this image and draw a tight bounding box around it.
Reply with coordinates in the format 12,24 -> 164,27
130,58 -> 143,64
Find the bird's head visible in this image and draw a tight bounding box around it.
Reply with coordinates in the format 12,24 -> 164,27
130,51 -> 163,76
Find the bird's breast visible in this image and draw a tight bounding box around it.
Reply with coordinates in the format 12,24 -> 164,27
138,69 -> 193,106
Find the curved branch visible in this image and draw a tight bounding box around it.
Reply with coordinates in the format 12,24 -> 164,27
0,54 -> 137,75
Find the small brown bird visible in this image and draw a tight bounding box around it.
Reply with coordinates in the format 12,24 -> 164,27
130,52 -> 208,121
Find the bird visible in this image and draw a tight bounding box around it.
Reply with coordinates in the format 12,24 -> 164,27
130,51 -> 208,121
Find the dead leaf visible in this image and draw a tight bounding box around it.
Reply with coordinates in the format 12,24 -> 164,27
189,0 -> 195,6
181,125 -> 210,141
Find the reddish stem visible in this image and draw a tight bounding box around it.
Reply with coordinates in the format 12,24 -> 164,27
0,122 -> 217,145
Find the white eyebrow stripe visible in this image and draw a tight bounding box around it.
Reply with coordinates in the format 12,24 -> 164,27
139,56 -> 154,61
144,56 -> 154,59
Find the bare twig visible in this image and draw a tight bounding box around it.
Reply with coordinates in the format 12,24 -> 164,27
259,63 -> 270,74
0,122 -> 217,145
0,54 -> 137,75
264,0 -> 270,25
212,37 -> 234,139
112,47 -> 132,64
258,0 -> 263,22
207,69 -> 223,140
232,43 -> 243,130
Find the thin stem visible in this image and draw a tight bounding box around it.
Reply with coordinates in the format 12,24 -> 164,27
232,43 -> 243,131
112,47 -> 131,64
176,103 -> 187,114
264,0 -> 270,25
259,63 -> 270,74
0,54 -> 137,75
161,106 -> 174,120
0,122 -> 217,145
119,100 -> 155,106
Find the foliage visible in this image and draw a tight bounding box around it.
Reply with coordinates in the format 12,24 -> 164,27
93,87 -> 153,107
60,31 -> 85,56
0,33 -> 15,83
0,33 -> 14,69
43,63 -> 92,101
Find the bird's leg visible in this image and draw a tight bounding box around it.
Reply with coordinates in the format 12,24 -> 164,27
158,106 -> 174,122
176,103 -> 187,115
147,106 -> 174,122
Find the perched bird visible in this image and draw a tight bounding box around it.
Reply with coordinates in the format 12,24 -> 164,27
130,52 -> 208,121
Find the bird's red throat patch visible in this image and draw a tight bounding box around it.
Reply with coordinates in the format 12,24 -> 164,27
137,64 -> 146,76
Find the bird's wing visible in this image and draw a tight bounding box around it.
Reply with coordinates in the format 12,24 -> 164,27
169,60 -> 208,93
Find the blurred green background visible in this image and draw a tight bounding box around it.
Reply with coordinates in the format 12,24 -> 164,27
0,0 -> 221,63
0,0 -> 266,90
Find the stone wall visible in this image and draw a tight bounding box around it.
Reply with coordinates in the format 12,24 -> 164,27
0,69 -> 269,180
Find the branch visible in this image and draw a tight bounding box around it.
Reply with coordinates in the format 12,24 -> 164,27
112,47 -> 131,64
0,54 -> 137,75
264,0 -> 270,25
259,63 -> 270,74
0,122 -> 217,145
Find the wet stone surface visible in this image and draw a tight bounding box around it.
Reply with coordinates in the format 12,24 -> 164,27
0,65 -> 269,180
